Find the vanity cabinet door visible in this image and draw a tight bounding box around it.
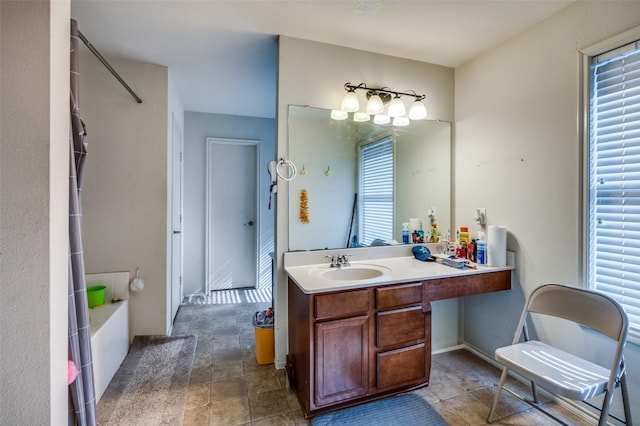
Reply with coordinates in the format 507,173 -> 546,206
314,315 -> 369,407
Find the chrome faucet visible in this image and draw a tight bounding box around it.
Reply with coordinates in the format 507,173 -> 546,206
325,253 -> 352,268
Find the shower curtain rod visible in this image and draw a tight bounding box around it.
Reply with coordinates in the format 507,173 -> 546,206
78,30 -> 142,104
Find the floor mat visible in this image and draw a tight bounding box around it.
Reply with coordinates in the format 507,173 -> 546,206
96,335 -> 197,425
311,393 -> 450,426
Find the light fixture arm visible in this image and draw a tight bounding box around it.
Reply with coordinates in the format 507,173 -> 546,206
344,82 -> 425,102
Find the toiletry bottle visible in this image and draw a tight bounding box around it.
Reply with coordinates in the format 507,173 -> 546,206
431,223 -> 438,242
402,223 -> 410,244
459,227 -> 470,246
476,232 -> 487,265
468,239 -> 476,262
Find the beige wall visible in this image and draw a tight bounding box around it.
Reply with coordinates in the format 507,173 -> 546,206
276,37 -> 456,367
0,1 -> 69,424
79,52 -> 170,336
457,0 -> 640,419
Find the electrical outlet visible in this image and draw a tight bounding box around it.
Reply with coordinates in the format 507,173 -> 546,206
429,207 -> 437,221
474,208 -> 486,225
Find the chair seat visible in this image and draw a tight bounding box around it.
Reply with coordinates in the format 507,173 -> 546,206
495,340 -> 611,400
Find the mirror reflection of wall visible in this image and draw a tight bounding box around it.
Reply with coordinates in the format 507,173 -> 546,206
288,105 -> 451,251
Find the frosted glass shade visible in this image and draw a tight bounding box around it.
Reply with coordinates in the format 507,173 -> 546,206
388,96 -> 406,117
366,94 -> 384,114
353,112 -> 370,122
341,91 -> 360,112
393,116 -> 410,126
330,109 -> 348,120
408,100 -> 427,120
374,114 -> 390,124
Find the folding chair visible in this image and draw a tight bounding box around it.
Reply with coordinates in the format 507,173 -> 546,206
487,284 -> 632,425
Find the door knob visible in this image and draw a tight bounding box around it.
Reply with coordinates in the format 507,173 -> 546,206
245,221 -> 254,226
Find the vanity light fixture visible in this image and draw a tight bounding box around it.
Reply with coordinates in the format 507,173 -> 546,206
334,82 -> 427,125
388,94 -> 406,118
341,86 -> 360,112
366,93 -> 385,114
409,99 -> 428,120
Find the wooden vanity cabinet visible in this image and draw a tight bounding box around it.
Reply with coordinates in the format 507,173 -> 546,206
287,279 -> 430,417
286,269 -> 511,418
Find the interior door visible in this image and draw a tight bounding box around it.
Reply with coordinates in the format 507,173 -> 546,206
206,138 -> 258,291
171,113 -> 183,320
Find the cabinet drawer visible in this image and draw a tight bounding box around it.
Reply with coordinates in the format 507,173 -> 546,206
376,283 -> 422,310
376,306 -> 425,347
315,289 -> 369,320
377,343 -> 426,388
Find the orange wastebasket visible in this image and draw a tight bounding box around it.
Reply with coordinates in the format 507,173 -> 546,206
252,311 -> 274,365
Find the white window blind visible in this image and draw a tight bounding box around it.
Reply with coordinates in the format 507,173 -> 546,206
358,136 -> 394,246
589,40 -> 640,342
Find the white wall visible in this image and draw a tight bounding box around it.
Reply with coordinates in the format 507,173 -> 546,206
79,53 -> 170,336
182,112 -> 276,297
457,1 -> 640,420
277,37 -> 456,367
0,1 -> 69,424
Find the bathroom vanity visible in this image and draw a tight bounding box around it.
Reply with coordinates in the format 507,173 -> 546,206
284,248 -> 512,418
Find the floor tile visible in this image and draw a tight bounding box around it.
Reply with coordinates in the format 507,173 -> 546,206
173,301 -> 593,426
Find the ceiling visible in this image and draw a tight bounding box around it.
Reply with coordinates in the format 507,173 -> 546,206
71,0 -> 573,119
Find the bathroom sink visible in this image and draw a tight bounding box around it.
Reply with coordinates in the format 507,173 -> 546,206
310,263 -> 392,282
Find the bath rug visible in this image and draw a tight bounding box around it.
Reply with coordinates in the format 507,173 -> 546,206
311,393 -> 449,426
96,335 -> 197,425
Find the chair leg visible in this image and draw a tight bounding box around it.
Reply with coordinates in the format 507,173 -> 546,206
488,367 -> 509,423
598,389 -> 614,426
621,373 -> 632,426
531,381 -> 539,404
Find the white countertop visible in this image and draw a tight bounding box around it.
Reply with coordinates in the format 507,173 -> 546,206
285,251 -> 513,294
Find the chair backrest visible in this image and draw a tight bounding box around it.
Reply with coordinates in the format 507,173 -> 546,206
525,284 -> 628,342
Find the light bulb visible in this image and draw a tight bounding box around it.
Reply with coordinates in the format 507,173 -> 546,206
353,112 -> 370,122
366,94 -> 384,114
373,114 -> 390,125
408,100 -> 427,120
393,116 -> 410,126
388,95 -> 406,117
341,90 -> 360,112
330,109 -> 348,120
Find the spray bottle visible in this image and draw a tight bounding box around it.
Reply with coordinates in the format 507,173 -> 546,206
402,223 -> 410,244
476,231 -> 487,265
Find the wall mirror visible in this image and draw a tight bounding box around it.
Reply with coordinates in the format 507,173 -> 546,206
288,105 -> 451,251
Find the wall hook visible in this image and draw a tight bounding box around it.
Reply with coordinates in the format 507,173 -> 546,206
300,164 -> 307,176
325,166 -> 331,176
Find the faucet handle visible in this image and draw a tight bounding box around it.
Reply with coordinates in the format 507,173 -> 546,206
325,254 -> 339,267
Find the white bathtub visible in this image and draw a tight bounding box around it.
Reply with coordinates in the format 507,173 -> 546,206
87,272 -> 130,401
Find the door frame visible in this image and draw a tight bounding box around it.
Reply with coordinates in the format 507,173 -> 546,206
205,137 -> 261,294
170,112 -> 184,321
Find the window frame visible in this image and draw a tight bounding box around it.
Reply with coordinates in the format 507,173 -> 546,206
356,134 -> 396,247
582,26 -> 640,345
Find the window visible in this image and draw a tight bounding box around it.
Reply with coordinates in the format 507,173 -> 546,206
588,39 -> 640,342
357,135 -> 394,246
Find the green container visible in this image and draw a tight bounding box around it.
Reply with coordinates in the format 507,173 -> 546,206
87,285 -> 106,308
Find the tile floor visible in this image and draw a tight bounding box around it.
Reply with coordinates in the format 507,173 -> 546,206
173,301 -> 592,426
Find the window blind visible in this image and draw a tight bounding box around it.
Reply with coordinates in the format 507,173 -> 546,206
358,136 -> 394,246
589,41 -> 640,342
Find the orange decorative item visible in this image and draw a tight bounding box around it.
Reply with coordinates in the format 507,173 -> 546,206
299,189 -> 310,223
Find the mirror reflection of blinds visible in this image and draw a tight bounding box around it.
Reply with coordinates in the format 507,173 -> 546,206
589,40 -> 640,342
359,136 -> 394,246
